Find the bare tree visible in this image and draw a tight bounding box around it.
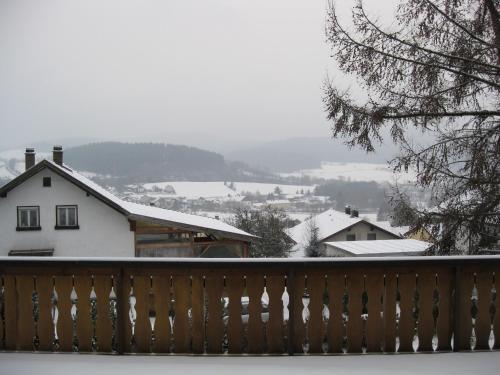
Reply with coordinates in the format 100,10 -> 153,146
324,0 -> 500,253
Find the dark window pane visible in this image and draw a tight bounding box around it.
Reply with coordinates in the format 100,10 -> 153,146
28,208 -> 38,226
20,210 -> 29,227
68,208 -> 76,226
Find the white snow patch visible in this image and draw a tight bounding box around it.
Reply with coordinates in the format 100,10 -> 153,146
281,162 -> 415,183
138,181 -> 314,200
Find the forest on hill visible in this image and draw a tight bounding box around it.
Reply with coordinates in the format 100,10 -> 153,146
64,142 -> 276,183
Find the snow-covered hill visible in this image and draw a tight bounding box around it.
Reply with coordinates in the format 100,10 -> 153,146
280,162 -> 415,183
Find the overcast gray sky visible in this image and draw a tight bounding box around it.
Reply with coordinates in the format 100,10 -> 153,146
0,0 -> 398,151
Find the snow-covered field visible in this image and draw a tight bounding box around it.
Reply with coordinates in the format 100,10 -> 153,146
281,162 -> 416,183
138,181 -> 314,199
1,352 -> 498,375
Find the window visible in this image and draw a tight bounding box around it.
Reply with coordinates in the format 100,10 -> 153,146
16,206 -> 41,231
43,177 -> 51,187
367,233 -> 377,240
346,234 -> 356,241
55,205 -> 79,229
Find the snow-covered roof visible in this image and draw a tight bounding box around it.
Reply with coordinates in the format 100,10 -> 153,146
0,159 -> 255,241
287,209 -> 364,244
287,209 -> 405,246
324,239 -> 431,256
371,220 -> 410,237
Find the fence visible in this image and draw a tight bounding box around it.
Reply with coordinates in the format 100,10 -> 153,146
0,256 -> 498,355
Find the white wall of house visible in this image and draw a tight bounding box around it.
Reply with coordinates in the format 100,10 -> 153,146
323,221 -> 398,242
0,169 -> 135,256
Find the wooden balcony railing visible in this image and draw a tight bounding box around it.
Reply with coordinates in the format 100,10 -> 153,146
0,256 -> 498,355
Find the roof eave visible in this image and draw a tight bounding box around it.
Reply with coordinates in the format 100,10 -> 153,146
128,213 -> 257,242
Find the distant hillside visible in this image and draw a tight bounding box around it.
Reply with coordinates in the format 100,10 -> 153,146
225,137 -> 398,173
64,142 -> 277,183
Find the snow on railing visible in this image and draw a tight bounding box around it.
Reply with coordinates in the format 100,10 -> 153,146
0,256 -> 498,355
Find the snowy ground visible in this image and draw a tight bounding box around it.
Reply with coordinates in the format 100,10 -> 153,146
1,352 -> 498,375
281,162 -> 416,183
137,181 -> 315,199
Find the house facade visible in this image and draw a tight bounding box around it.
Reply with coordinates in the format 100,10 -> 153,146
0,147 -> 254,257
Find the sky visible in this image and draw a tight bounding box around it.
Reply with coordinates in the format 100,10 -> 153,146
0,0 -> 398,151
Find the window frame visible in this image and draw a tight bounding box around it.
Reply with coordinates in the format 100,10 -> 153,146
16,206 -> 41,231
42,177 -> 51,187
55,205 -> 79,230
367,232 -> 377,240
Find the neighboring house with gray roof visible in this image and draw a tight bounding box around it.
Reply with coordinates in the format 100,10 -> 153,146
323,239 -> 432,257
288,208 -> 403,258
0,147 -> 255,258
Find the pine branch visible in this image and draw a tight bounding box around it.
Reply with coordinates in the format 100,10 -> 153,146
422,0 -> 496,48
357,3 -> 500,74
328,8 -> 500,90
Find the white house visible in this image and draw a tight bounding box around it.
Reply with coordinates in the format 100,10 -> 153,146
0,147 -> 255,257
287,208 -> 404,258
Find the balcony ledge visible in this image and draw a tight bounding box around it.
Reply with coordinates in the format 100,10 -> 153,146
1,352 -> 499,375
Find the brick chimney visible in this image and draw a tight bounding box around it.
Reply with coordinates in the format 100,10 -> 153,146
344,205 -> 351,215
52,145 -> 63,166
352,209 -> 359,218
25,148 -> 35,170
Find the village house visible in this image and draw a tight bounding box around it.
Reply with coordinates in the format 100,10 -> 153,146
287,207 -> 423,257
0,147 -> 255,258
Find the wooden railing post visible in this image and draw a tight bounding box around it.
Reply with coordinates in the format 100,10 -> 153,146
453,266 -> 461,352
287,267 -> 295,356
116,266 -> 126,355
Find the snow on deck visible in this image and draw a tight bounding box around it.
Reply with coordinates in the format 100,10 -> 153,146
0,352 -> 498,375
